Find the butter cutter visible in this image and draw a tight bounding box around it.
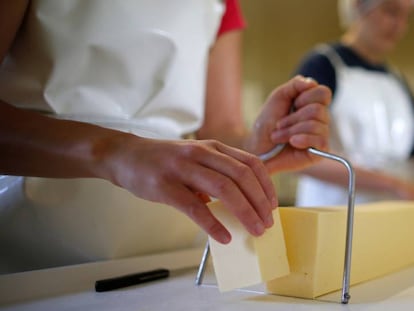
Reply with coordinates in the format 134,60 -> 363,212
195,147 -> 356,304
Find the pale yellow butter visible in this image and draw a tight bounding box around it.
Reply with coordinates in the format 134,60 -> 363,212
267,201 -> 414,298
208,200 -> 290,292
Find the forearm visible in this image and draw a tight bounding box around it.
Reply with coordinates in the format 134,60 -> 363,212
196,124 -> 249,150
197,30 -> 248,149
301,159 -> 411,196
0,101 -> 128,181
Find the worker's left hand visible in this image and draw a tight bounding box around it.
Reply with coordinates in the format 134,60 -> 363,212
245,75 -> 331,173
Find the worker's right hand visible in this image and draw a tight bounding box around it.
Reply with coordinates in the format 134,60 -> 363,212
102,135 -> 277,244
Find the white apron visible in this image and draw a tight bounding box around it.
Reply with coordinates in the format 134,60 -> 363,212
296,45 -> 414,207
0,0 -> 224,273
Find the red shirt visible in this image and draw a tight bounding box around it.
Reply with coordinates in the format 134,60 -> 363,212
217,0 -> 246,36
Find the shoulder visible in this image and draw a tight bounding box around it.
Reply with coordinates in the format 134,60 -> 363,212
217,0 -> 246,36
294,44 -> 337,94
296,49 -> 333,75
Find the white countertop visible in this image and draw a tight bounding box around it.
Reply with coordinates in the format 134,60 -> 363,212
1,249 -> 414,311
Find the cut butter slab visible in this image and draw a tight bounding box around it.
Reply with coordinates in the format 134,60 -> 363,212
267,201 -> 414,298
208,200 -> 290,292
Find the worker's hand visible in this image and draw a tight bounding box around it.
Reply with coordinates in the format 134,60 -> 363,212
246,75 -> 331,173
104,136 -> 277,244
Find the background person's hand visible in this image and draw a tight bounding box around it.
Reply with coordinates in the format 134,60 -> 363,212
390,179 -> 414,200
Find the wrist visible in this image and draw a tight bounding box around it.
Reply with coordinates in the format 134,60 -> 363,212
89,130 -> 135,185
377,174 -> 403,196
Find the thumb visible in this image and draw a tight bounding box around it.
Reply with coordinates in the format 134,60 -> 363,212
265,75 -> 318,120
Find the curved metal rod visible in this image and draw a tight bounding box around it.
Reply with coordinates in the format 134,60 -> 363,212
195,147 -> 356,304
258,143 -> 286,162
195,240 -> 210,286
307,148 -> 355,304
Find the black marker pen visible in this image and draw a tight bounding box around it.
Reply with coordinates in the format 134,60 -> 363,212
95,268 -> 170,292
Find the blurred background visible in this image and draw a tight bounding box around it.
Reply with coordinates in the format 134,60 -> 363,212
239,0 -> 414,205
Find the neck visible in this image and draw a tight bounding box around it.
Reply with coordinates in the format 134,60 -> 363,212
341,32 -> 386,65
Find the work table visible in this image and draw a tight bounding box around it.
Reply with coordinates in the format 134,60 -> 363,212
1,248 -> 414,311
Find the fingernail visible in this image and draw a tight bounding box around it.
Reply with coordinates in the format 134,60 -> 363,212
271,131 -> 284,142
276,118 -> 289,129
254,222 -> 265,236
220,232 -> 231,244
271,197 -> 278,209
303,76 -> 316,83
265,214 -> 274,228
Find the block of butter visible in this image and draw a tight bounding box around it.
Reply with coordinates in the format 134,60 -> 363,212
208,200 -> 290,292
267,201 -> 414,298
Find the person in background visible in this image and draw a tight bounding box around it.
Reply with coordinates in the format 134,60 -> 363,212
294,0 -> 414,207
0,0 -> 330,273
